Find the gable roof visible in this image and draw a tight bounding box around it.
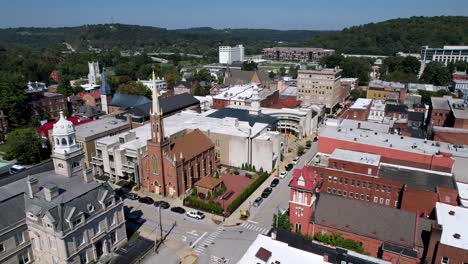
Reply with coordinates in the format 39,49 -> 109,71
0,193 -> 26,232
167,129 -> 214,160
289,167 -> 320,191
125,93 -> 200,118
207,107 -> 277,127
224,69 -> 270,86
313,193 -> 434,249
195,177 -> 222,190
109,93 -> 151,109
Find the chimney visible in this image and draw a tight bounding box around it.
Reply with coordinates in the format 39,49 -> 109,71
83,168 -> 94,183
27,176 -> 39,199
43,184 -> 59,201
126,114 -> 132,127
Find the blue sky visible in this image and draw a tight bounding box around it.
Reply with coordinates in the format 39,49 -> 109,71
1,0 -> 467,30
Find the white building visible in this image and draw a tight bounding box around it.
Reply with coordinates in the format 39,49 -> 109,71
219,44 -> 244,64
368,99 -> 386,122
87,61 -> 101,85
238,234 -> 330,264
137,77 -> 167,91
421,45 -> 468,65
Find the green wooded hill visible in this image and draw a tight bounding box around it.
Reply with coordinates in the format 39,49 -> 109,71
306,16 -> 468,55
0,24 -> 329,56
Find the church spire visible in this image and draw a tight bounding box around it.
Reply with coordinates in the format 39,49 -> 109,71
151,70 -> 162,116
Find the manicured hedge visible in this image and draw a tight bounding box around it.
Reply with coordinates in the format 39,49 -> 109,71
184,195 -> 223,215
227,172 -> 269,214
314,233 -> 365,253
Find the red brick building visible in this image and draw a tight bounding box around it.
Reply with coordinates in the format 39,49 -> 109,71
430,96 -> 453,127
27,91 -> 67,120
340,98 -> 372,121
262,47 -> 335,63
140,79 -> 217,196
212,84 -> 279,110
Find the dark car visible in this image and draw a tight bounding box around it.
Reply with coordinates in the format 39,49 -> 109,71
285,164 -> 294,171
138,196 -> 154,204
170,206 -> 186,214
125,192 -> 139,200
261,187 -> 273,198
270,178 -> 280,187
154,200 -> 170,209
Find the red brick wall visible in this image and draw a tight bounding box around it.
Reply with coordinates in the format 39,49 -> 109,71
212,98 -> 230,109
317,136 -> 454,173
289,188 -> 315,234
434,130 -> 468,145
327,158 -> 379,176
382,251 -> 419,264
433,244 -> 468,264
454,117 -> 468,129
430,109 -> 450,126
341,108 -> 370,121
260,90 -> 280,107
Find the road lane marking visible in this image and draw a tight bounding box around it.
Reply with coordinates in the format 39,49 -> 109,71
191,232 -> 207,248
247,220 -> 259,224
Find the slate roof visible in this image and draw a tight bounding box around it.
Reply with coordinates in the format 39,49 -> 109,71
0,193 -> 26,232
109,93 -> 151,109
408,112 -> 425,122
378,165 -> 455,192
313,193 -> 434,249
385,104 -> 408,114
126,93 -> 200,117
431,97 -> 451,110
224,69 -> 270,86
207,107 -> 277,127
167,129 -> 214,160
289,167 -> 320,191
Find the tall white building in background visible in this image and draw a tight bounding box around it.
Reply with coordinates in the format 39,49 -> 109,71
88,61 -> 101,85
219,44 -> 245,64
420,45 -> 468,65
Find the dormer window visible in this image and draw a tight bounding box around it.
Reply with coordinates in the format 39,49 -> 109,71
87,204 -> 95,213
72,217 -> 82,226
297,176 -> 305,187
27,212 -> 37,221
106,199 -> 113,207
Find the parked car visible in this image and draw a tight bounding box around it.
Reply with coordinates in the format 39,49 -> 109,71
186,211 -> 205,219
279,171 -> 287,179
125,192 -> 139,200
270,178 -> 280,187
138,196 -> 154,204
170,206 -> 186,214
292,157 -> 300,164
9,164 -> 25,175
285,164 -> 294,171
253,197 -> 263,207
154,201 -> 170,209
261,187 -> 273,198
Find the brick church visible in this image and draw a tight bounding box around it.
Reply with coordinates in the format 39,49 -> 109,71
141,72 -> 217,196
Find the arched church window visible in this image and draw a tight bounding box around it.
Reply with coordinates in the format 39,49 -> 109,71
56,138 -> 59,145
61,138 -> 67,145
152,155 -> 158,174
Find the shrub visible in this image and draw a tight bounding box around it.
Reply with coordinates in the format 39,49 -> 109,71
272,212 -> 292,231
314,233 -> 365,253
297,146 -> 305,156
227,171 -> 269,214
306,140 -> 312,147
184,195 -> 223,215
233,169 -> 240,175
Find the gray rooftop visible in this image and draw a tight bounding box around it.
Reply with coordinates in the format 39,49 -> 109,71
378,165 -> 456,192
75,117 -> 130,139
313,193 -> 433,249
431,97 -> 451,110
369,80 -> 406,90
331,149 -> 381,166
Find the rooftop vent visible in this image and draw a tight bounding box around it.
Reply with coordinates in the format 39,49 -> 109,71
353,138 -> 357,141
449,210 -> 455,216
453,233 -> 461,239
400,136 -> 404,139
374,132 -> 378,135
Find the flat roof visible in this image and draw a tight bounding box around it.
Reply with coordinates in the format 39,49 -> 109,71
331,118 -> 392,134
213,83 -> 273,102
331,149 -> 381,166
369,80 -> 406,89
350,98 -> 372,109
75,117 -> 130,139
431,97 -> 451,110
238,234 -> 327,264
379,165 -> 455,192
456,182 -> 468,207
436,202 -> 468,250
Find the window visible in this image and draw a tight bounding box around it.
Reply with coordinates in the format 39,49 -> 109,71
387,187 -> 392,193
107,213 -> 115,227
376,184 -> 380,191
445,196 -> 451,203
356,181 -> 361,187
344,178 -> 348,185
79,252 -> 88,264
380,198 -> 384,204
366,195 -> 370,201
332,188 -> 336,194
362,182 -> 367,188
395,201 -> 399,207
151,155 -> 158,174
93,222 -> 100,236
327,187 -> 331,193
73,217 -> 82,226
368,183 -> 372,189
87,204 -> 95,213
333,162 -> 337,169
367,168 -> 372,174
385,199 -> 390,206
0,243 -> 4,252
106,199 -> 113,207
15,231 -> 24,246
328,176 -> 332,182
360,194 -> 365,200
354,193 -> 359,199
337,190 -> 342,195
351,180 -> 355,186
349,192 -> 353,198
381,185 -> 386,192
75,233 -> 85,248
48,237 -> 57,250
339,177 -> 343,184
295,223 -> 302,233
343,191 -> 347,196
18,251 -> 30,264
342,164 -> 346,171
441,257 -> 449,264
110,231 -> 117,244
333,177 -> 337,183
374,197 -> 378,203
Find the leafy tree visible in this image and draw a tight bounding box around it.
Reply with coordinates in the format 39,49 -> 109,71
242,61 -> 257,71
117,81 -> 151,98
272,212 -> 292,231
289,65 -> 299,78
3,128 -> 43,164
418,89 -> 453,105
350,88 -> 367,99
0,73 -> 29,127
342,57 -> 372,85
297,146 -> 305,156
401,56 -> 421,75
279,67 -> 286,76
268,71 -> 276,79
420,62 -> 450,86
319,54 -> 345,68
193,68 -> 211,82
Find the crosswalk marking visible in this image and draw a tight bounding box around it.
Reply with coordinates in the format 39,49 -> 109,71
193,226 -> 224,256
240,222 -> 269,234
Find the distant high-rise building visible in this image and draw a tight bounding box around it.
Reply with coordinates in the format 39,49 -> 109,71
88,61 -> 101,85
219,45 -> 244,64
420,45 -> 468,65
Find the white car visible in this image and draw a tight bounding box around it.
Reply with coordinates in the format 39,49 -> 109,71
186,211 -> 205,220
279,171 -> 287,179
292,157 -> 299,164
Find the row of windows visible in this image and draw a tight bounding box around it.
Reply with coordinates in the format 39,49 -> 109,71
326,187 -> 397,207
327,176 -> 395,193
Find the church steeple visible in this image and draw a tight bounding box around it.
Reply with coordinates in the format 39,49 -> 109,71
150,70 -> 165,143
151,70 -> 162,116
